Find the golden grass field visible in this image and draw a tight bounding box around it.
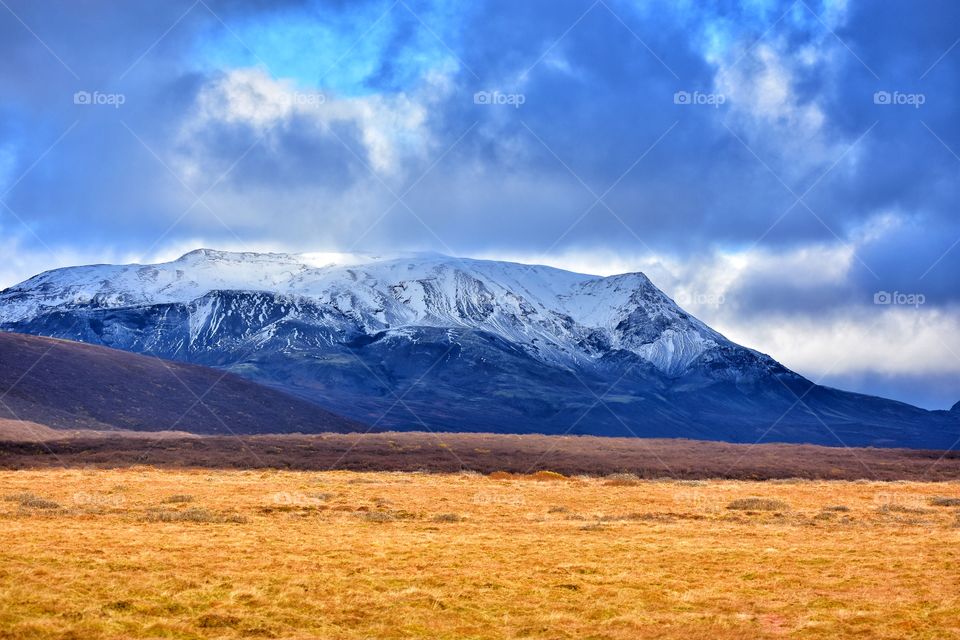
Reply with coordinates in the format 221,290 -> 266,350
1,468 -> 959,639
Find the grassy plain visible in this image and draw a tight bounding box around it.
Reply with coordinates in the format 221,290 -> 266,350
1,468 -> 959,639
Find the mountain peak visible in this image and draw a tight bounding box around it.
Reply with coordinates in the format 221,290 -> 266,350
2,250 -> 958,448
174,248 -> 297,263
0,249 -> 721,376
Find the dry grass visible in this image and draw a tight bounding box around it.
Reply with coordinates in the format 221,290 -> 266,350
0,468 -> 959,639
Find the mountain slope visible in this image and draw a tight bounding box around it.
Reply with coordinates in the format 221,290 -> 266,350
1,249 -> 957,448
0,332 -> 364,435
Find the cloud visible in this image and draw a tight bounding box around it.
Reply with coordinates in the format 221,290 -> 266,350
0,0 -> 958,407
180,65 -> 449,177
481,226 -> 960,409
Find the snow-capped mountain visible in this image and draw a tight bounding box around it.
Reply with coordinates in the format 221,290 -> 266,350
0,248 -> 747,376
2,249 -> 957,448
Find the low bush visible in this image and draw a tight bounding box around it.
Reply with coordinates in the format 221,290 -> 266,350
877,502 -> 930,513
727,497 -> 789,511
5,492 -> 61,509
362,509 -> 416,523
489,470 -> 568,481
877,504 -> 929,514
530,470 -> 567,482
929,496 -> 960,507
604,473 -> 642,486
197,613 -> 242,629
432,513 -> 464,523
144,508 -> 246,524
363,511 -> 397,523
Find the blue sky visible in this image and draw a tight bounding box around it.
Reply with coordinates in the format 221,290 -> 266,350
0,0 -> 958,409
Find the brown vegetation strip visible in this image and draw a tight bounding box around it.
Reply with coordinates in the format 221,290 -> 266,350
1,431 -> 959,480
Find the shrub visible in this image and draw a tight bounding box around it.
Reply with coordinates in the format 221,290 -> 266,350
490,470 -> 570,481
432,513 -> 464,523
929,496 -> 960,507
163,494 -> 194,504
530,470 -> 567,482
20,496 -> 62,509
104,600 -> 134,612
363,511 -> 397,523
3,492 -> 34,502
5,492 -> 61,509
604,473 -> 642,486
197,613 -> 242,628
362,509 -> 416,523
877,504 -> 929,514
823,505 -> 851,512
547,506 -> 569,514
727,497 -> 789,511
144,508 -> 246,524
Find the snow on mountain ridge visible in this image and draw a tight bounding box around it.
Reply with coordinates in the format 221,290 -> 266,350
0,249 -> 728,375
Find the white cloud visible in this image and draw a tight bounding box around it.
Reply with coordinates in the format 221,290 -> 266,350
711,36 -> 852,179
0,236 -> 284,290
722,307 -> 960,378
181,66 -> 451,177
0,237 -> 128,289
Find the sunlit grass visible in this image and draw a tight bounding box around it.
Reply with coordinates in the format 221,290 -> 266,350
0,468 -> 958,638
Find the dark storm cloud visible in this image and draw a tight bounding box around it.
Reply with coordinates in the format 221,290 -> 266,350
0,0 -> 958,407
3,0 -> 956,259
